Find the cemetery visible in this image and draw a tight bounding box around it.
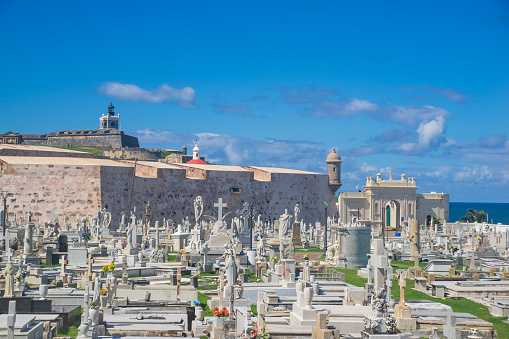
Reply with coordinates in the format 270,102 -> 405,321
0,148 -> 507,339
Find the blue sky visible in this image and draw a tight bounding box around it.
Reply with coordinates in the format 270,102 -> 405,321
1,1 -> 508,202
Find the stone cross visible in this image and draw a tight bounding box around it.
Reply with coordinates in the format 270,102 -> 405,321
150,221 -> 164,248
87,254 -> 93,277
214,198 -> 227,223
47,209 -> 58,224
6,247 -> 13,262
219,271 -> 225,308
60,256 -> 67,282
372,238 -> 387,292
398,273 -> 406,306
203,242 -> 210,266
229,284 -> 235,320
83,285 -> 90,323
176,267 -> 182,301
122,260 -> 128,284
7,300 -> 16,339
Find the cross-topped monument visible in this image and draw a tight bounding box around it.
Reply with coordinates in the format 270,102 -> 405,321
47,209 -> 58,224
214,198 -> 227,222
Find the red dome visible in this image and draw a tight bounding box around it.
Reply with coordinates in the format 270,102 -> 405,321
187,159 -> 207,165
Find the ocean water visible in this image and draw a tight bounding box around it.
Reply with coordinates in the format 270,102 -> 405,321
450,202 -> 509,224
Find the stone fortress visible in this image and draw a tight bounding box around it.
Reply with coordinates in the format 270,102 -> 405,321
0,104 -> 449,229
0,104 -> 139,149
0,144 -> 338,227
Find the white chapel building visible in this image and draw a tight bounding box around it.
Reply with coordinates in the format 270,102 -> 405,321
338,172 -> 449,230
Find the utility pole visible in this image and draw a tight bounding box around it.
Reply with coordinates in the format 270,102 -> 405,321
1,191 -> 8,237
324,200 -> 329,254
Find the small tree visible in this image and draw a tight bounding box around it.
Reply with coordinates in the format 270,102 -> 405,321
459,209 -> 487,223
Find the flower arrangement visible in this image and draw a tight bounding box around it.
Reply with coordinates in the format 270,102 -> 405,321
100,288 -> 108,295
192,300 -> 201,306
121,242 -> 126,248
102,263 -> 116,274
158,244 -> 165,249
239,322 -> 270,339
270,256 -> 277,262
278,260 -> 282,264
236,277 -> 243,286
15,269 -> 28,282
135,243 -> 140,247
211,306 -> 229,317
180,249 -> 187,254
302,253 -> 309,261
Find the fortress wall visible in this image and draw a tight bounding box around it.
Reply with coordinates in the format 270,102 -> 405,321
121,133 -> 140,148
0,162 -> 102,223
47,134 -> 124,148
100,167 -> 335,228
0,158 -> 334,227
99,149 -> 160,161
0,148 -> 94,158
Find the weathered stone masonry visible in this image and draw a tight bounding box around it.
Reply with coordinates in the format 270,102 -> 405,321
0,158 -> 336,227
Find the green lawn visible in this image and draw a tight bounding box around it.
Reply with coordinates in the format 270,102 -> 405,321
251,304 -> 258,316
295,248 -> 325,253
333,265 -> 508,337
49,146 -> 103,156
328,267 -> 367,287
41,263 -> 60,268
390,279 -> 509,338
197,292 -> 213,317
391,260 -> 427,273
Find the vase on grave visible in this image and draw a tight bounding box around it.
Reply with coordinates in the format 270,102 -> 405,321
215,316 -> 224,328
39,284 -> 48,300
237,285 -> 244,299
89,307 -> 99,326
268,261 -> 275,270
195,306 -> 204,321
100,295 -> 108,307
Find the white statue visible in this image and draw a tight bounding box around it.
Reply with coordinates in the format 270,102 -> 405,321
279,209 -> 292,239
294,204 -> 301,221
194,196 -> 203,225
3,261 -> 15,298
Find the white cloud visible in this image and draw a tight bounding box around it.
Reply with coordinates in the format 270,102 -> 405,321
386,105 -> 451,127
453,165 -> 493,182
345,99 -> 379,113
99,82 -> 197,108
395,116 -> 446,154
417,116 -> 446,149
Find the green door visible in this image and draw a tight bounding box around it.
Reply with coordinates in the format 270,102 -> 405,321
386,205 -> 391,228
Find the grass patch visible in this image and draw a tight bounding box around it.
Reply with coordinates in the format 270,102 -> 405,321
197,291 -> 213,317
246,269 -> 262,283
197,284 -> 218,290
56,319 -> 81,338
318,255 -> 325,261
41,263 -> 60,268
390,279 -> 509,338
332,263 -> 508,337
391,260 -> 427,273
49,146 -> 103,156
329,267 -> 367,287
251,304 -> 258,316
295,248 -> 324,253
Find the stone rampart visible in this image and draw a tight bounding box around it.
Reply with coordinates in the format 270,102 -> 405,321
47,129 -> 139,148
98,149 -> 161,161
0,161 -> 102,222
0,158 -> 335,227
